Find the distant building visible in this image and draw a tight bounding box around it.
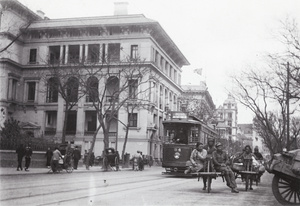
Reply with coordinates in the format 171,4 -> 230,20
237,123 -> 268,155
180,81 -> 215,123
216,94 -> 238,141
236,124 -> 253,149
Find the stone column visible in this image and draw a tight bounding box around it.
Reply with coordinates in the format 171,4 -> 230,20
65,45 -> 69,64
79,44 -> 83,63
59,45 -> 63,64
84,44 -> 88,63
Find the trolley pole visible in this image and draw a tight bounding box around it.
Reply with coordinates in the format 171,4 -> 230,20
286,62 -> 290,151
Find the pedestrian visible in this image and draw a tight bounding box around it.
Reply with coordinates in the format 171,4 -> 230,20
24,144 -> 33,171
73,146 -> 81,169
83,150 -> 88,165
52,147 -> 62,173
16,144 -> 25,171
45,147 -> 53,168
254,146 -> 263,160
132,151 -> 142,171
184,142 -> 207,174
202,138 -> 216,190
89,152 -> 95,167
212,142 -> 239,193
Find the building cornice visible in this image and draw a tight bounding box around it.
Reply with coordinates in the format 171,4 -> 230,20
23,15 -> 189,68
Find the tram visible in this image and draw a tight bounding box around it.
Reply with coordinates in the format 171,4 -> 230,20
162,112 -> 218,175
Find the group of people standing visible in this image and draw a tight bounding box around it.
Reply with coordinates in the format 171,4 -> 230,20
16,144 -> 87,172
16,144 -> 33,171
184,138 -> 264,193
46,146 -> 83,172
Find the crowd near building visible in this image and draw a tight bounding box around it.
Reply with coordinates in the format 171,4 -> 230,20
0,0 -> 264,159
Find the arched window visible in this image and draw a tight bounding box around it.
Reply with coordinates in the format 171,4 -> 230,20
66,77 -> 79,102
46,77 -> 58,103
86,76 -> 99,102
106,76 -> 119,102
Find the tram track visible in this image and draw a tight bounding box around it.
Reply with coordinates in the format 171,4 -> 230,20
37,176 -> 191,206
1,173 -> 181,205
0,171 -> 160,191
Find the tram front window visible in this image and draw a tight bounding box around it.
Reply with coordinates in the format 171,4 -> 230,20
172,128 -> 187,144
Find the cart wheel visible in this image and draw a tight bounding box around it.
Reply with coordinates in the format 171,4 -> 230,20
115,157 -> 119,171
66,166 -> 73,173
272,175 -> 300,205
245,175 -> 249,191
207,177 -> 212,193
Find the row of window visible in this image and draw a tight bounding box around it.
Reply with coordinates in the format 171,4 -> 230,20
45,110 -> 138,135
7,75 -> 140,104
152,48 -> 180,84
29,43 -> 139,65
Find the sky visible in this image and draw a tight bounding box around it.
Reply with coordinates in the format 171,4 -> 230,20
18,0 -> 300,123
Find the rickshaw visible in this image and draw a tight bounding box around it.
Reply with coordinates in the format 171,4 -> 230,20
102,148 -> 120,171
266,149 -> 300,205
48,144 -> 73,173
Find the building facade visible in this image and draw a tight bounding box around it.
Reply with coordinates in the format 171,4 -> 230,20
180,81 -> 215,122
216,94 -> 238,141
0,0 -> 189,158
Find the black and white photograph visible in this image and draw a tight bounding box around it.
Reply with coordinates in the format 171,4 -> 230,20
0,0 -> 300,205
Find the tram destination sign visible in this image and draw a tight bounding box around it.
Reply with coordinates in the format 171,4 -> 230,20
171,112 -> 188,120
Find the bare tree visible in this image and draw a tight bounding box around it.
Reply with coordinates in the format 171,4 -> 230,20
231,18 -> 300,154
179,93 -> 216,123
41,58 -> 86,144
78,54 -> 158,169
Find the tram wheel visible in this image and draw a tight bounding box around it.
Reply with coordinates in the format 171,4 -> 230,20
207,177 -> 212,193
272,175 -> 300,205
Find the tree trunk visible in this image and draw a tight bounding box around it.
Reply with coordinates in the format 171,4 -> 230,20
85,125 -> 101,170
62,104 -> 69,144
121,124 -> 130,161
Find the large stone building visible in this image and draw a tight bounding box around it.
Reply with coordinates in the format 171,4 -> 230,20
216,94 -> 238,141
0,0 -> 189,158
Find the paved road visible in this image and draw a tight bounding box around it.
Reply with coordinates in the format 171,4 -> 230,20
0,166 -> 282,206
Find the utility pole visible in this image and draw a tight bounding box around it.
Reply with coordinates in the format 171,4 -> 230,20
287,62 -> 290,151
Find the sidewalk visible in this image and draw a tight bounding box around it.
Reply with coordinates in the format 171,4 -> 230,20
0,165 -> 137,176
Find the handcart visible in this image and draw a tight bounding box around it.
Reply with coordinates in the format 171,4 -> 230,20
236,157 -> 259,191
266,149 -> 300,205
191,158 -> 223,193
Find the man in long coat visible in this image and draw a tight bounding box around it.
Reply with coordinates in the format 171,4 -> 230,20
73,146 -> 81,169
16,144 -> 25,171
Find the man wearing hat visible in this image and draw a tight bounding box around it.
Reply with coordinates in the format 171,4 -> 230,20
202,138 -> 216,190
212,142 -> 239,193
